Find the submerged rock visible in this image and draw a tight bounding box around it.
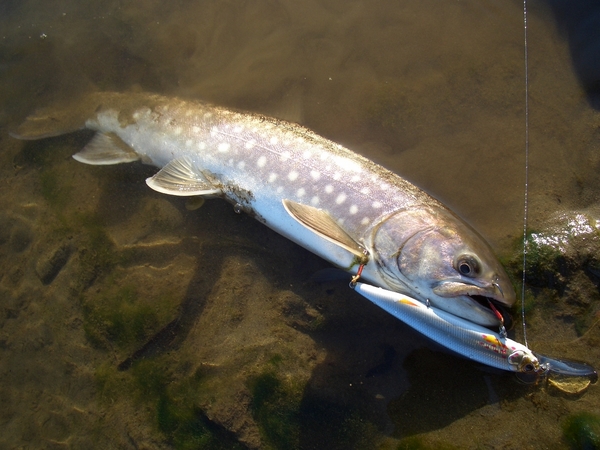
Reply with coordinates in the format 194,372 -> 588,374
523,209 -> 600,291
508,208 -> 600,336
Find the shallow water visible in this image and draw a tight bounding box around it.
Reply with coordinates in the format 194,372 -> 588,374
0,0 -> 599,448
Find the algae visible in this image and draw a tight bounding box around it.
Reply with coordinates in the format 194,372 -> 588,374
562,412 -> 600,450
95,357 -> 245,449
248,370 -> 302,449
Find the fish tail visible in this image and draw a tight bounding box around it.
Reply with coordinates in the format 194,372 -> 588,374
10,93 -> 102,140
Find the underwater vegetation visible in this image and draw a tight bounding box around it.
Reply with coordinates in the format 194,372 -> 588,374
95,359 -> 245,450
247,369 -> 303,449
505,211 -> 600,336
562,412 -> 600,450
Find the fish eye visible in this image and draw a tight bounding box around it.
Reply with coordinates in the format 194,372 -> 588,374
455,254 -> 480,277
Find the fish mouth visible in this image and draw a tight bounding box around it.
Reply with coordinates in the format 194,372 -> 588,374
431,282 -> 514,328
468,295 -> 514,330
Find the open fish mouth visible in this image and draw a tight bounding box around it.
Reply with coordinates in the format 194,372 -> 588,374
432,282 -> 514,328
468,295 -> 514,330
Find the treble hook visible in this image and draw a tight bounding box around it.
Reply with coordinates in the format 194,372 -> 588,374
349,249 -> 370,288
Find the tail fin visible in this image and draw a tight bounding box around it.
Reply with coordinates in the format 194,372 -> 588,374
10,93 -> 103,140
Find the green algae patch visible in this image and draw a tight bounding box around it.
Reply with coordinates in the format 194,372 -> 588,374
562,412 -> 600,449
247,370 -> 303,449
83,285 -> 154,348
132,359 -> 244,450
95,358 -> 244,450
82,279 -> 180,353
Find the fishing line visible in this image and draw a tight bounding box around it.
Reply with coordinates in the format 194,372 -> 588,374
520,0 -> 530,348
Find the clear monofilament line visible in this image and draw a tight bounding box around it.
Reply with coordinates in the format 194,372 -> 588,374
521,0 -> 530,348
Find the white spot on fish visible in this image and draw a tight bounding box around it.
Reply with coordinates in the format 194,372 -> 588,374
174,127 -> 183,136
234,125 -> 244,133
204,112 -> 213,119
288,171 -> 299,181
310,170 -> 320,181
185,110 -> 193,117
133,112 -> 140,120
325,185 -> 334,194
361,217 -> 370,226
372,201 -> 382,209
245,139 -> 256,149
218,143 -> 230,153
276,186 -> 284,193
281,151 -> 291,161
320,152 -> 329,161
192,126 -> 200,133
270,136 -> 279,145
185,139 -> 192,147
360,187 -> 370,195
351,175 -> 360,182
310,196 -> 320,206
198,142 -> 207,150
335,156 -> 361,172
297,188 -> 306,198
349,205 -> 358,215
268,173 -> 278,183
257,156 -> 267,168
333,172 -> 341,181
336,193 -> 347,204
303,150 -> 312,159
238,161 -> 246,169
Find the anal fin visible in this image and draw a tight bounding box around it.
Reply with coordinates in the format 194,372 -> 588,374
146,157 -> 222,197
73,132 -> 140,165
282,199 -> 367,260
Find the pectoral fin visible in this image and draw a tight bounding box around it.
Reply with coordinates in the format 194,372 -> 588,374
146,157 -> 222,196
282,199 -> 367,259
73,132 -> 140,165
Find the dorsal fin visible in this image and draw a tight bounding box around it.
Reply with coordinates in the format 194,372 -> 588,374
72,132 -> 140,165
282,199 -> 366,259
146,157 -> 222,197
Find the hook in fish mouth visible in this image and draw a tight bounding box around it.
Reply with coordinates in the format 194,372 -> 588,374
468,295 -> 514,330
432,281 -> 514,328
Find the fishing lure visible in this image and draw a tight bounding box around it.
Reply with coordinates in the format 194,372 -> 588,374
352,282 -> 597,384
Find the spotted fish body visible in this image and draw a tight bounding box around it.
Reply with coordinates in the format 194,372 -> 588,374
12,91 -> 515,327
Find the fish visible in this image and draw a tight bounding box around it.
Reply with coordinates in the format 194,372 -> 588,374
353,282 -> 598,383
11,91 -> 515,327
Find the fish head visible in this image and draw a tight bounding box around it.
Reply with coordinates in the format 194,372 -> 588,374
369,206 -> 515,327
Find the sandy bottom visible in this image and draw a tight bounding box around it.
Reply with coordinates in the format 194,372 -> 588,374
0,0 -> 599,448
